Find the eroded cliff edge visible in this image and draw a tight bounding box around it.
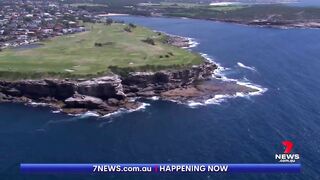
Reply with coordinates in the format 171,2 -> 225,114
0,60 -> 258,116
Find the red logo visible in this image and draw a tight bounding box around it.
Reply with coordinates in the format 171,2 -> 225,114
275,140 -> 299,163
282,140 -> 294,154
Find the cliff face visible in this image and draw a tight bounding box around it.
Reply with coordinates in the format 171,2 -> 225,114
0,61 -> 217,115
122,62 -> 217,96
0,76 -> 125,100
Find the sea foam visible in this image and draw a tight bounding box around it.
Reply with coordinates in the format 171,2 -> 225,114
102,103 -> 151,118
237,62 -> 257,72
183,37 -> 199,49
187,53 -> 267,107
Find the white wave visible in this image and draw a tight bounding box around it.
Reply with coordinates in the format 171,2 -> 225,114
102,109 -> 125,118
29,102 -> 47,106
51,110 -> 61,114
128,97 -> 138,102
184,38 -> 199,49
237,62 -> 256,72
102,103 -> 151,118
149,96 -> 160,100
187,80 -> 268,107
78,111 -> 100,118
200,53 -> 230,78
187,94 -> 229,107
236,81 -> 268,96
185,53 -> 268,107
205,94 -> 229,104
128,103 -> 150,112
187,101 -> 204,107
242,77 -> 250,82
167,99 -> 181,104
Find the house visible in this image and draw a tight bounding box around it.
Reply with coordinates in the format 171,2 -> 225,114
42,28 -> 53,34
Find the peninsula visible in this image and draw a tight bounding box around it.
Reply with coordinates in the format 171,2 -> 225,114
0,22 -> 256,115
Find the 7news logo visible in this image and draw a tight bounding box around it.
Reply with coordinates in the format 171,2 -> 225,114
275,140 -> 300,163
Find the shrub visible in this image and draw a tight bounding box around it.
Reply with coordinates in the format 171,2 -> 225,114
142,37 -> 155,45
94,42 -> 103,47
106,18 -> 113,25
124,26 -> 132,32
129,23 -> 136,28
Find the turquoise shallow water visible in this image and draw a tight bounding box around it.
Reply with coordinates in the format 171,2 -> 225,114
1,16 -> 320,180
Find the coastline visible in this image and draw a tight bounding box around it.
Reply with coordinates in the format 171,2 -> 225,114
0,33 -> 264,117
120,13 -> 320,29
207,19 -> 320,29
171,16 -> 320,29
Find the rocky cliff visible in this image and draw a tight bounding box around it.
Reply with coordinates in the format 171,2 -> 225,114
0,61 -> 218,115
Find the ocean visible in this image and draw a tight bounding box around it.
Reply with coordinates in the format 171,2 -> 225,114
0,16 -> 320,180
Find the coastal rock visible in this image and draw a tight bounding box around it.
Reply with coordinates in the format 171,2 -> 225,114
122,61 -> 217,92
6,80 -> 75,100
161,87 -> 205,101
4,88 -> 21,97
107,98 -> 120,106
0,61 -> 225,116
122,100 -> 142,110
161,79 -> 258,102
122,72 -> 155,88
44,79 -> 75,99
137,91 -> 156,97
0,76 -> 125,100
166,35 -> 190,48
77,76 -> 126,100
0,92 -> 8,101
65,94 -> 105,109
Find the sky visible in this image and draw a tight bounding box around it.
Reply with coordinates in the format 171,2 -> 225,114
232,0 -> 320,6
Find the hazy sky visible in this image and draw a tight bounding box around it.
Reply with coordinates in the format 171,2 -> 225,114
236,0 -> 320,6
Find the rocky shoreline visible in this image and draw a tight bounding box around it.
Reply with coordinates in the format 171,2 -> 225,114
0,60 -> 258,116
216,19 -> 320,29
0,36 -> 258,116
157,15 -> 320,29
202,18 -> 320,29
0,61 -> 214,115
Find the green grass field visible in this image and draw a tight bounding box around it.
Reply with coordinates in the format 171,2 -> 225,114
0,23 -> 203,80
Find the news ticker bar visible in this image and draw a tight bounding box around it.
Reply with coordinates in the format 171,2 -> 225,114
20,164 -> 301,174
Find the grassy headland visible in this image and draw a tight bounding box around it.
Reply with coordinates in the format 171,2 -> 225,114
0,23 -> 203,80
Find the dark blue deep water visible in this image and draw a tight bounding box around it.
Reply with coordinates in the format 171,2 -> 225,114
1,16 -> 320,180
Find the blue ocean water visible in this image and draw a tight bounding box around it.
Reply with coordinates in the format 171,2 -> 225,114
1,16 -> 320,180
